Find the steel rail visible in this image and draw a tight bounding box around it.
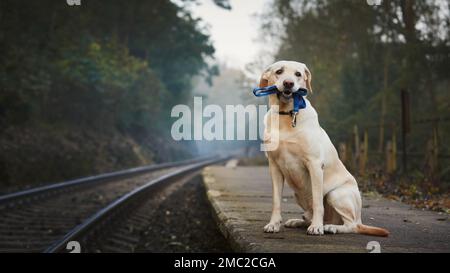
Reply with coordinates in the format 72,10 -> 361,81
44,155 -> 229,253
0,155 -> 216,207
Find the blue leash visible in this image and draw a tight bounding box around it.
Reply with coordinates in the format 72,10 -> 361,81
252,85 -> 308,127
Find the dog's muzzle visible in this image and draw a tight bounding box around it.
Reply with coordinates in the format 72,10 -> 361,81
280,89 -> 293,100
252,85 -> 308,128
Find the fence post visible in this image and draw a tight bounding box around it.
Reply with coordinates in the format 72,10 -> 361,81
347,139 -> 354,171
432,127 -> 439,179
339,142 -> 348,166
401,89 -> 411,173
425,127 -> 439,181
359,130 -> 368,175
392,129 -> 397,172
386,141 -> 394,173
353,125 -> 360,170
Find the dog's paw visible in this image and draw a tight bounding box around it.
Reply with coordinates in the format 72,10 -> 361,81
307,224 -> 324,235
263,222 -> 281,233
323,224 -> 338,234
284,219 -> 306,228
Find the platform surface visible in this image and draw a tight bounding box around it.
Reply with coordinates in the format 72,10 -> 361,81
202,166 -> 450,253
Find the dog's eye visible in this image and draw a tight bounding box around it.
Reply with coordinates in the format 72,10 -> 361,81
276,69 -> 283,75
295,72 -> 302,77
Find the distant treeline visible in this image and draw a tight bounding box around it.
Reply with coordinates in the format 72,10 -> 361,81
260,0 -> 450,183
0,0 -> 220,188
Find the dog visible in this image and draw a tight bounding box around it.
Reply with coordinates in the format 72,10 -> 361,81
260,60 -> 389,236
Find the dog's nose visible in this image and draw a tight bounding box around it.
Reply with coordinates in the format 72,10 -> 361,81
283,80 -> 294,89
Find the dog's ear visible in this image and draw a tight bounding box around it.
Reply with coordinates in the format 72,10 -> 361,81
259,67 -> 271,88
305,65 -> 313,93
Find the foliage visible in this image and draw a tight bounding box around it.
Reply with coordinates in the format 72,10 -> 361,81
0,0 -> 224,187
358,170 -> 449,213
260,0 -> 450,183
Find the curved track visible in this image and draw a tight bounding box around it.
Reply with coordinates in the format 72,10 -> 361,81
0,156 -> 227,252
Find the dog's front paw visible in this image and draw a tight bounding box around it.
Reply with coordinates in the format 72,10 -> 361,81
307,223 -> 324,235
264,222 -> 281,233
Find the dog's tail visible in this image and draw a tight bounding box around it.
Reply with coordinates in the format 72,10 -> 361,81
356,224 -> 389,237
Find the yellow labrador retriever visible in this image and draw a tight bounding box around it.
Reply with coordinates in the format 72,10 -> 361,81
261,60 -> 389,236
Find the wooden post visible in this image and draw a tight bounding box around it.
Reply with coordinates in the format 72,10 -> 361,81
347,139 -> 354,171
385,131 -> 398,174
353,125 -> 360,171
432,127 -> 439,180
359,130 -> 368,175
386,141 -> 394,173
425,127 -> 439,181
392,130 -> 397,172
401,89 -> 411,173
339,142 -> 348,166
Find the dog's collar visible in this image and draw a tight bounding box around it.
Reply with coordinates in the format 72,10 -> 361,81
276,110 -> 299,127
277,110 -> 295,116
252,85 -> 307,128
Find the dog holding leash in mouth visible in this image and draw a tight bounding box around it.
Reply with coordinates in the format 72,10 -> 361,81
257,60 -> 389,236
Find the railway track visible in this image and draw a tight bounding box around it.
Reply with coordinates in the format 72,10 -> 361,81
0,155 -> 228,253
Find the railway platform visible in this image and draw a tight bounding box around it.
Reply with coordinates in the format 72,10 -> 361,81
202,165 -> 450,253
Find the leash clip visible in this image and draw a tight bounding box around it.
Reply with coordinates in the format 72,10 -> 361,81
291,111 -> 298,128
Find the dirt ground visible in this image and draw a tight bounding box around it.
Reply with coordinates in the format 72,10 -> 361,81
136,175 -> 232,252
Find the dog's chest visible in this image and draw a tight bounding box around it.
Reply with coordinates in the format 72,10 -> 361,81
268,141 -> 311,193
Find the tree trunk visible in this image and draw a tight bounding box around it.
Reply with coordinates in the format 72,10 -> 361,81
401,0 -> 417,43
378,2 -> 392,153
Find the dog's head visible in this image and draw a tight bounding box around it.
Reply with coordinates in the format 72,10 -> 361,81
259,61 -> 312,104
